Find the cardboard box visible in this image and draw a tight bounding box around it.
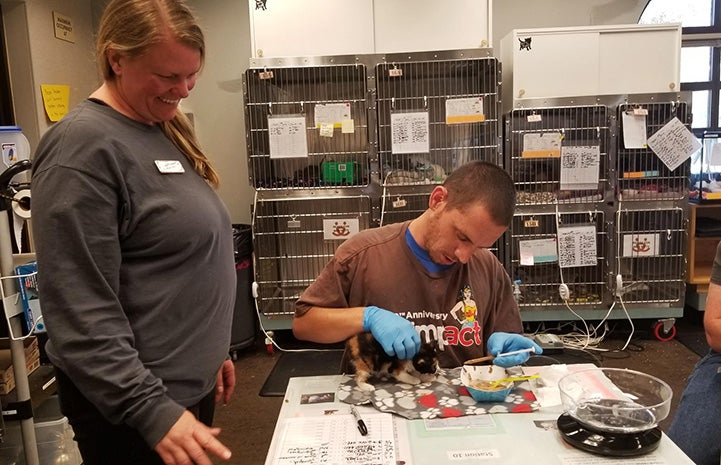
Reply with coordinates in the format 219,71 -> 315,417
0,337 -> 40,395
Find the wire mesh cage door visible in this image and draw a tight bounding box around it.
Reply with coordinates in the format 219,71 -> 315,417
506,105 -> 610,206
253,195 -> 371,319
375,55 -> 501,187
244,64 -> 370,190
614,206 -> 686,305
616,100 -> 690,201
509,209 -> 609,311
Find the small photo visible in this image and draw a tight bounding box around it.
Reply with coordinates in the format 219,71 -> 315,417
300,392 -> 335,404
533,419 -> 558,431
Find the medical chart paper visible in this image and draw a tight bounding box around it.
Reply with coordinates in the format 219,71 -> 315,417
270,412 -> 396,465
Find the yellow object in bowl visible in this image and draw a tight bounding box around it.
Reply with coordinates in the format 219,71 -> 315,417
461,364 -> 513,402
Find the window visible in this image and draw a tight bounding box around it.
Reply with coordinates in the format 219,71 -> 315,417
640,0 -> 720,134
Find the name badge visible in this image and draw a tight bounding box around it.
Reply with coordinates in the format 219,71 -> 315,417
154,160 -> 185,174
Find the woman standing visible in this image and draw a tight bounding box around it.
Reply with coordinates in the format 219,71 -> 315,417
31,1 -> 236,464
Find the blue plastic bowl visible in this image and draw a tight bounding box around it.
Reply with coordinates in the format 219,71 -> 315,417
461,365 -> 513,402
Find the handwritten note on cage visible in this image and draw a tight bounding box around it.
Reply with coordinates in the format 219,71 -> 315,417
445,97 -> 485,124
647,117 -> 701,171
622,112 -> 648,149
268,115 -> 308,159
557,225 -> 597,268
323,218 -> 359,240
522,132 -> 562,158
519,238 -> 558,266
623,233 -> 659,257
271,413 -> 396,465
314,103 -> 351,128
391,111 -> 429,154
560,145 -> 600,190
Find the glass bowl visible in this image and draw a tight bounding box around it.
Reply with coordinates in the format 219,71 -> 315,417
460,364 -> 513,402
558,368 -> 672,434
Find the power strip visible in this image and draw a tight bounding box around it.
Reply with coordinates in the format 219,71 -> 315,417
533,333 -> 565,354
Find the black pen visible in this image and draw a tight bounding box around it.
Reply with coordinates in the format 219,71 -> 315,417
350,405 -> 368,436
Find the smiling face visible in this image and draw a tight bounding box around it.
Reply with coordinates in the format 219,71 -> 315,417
106,34 -> 201,124
419,186 -> 508,266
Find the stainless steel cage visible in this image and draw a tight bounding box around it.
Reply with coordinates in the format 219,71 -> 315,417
616,100 -> 690,202
375,56 -> 501,186
613,205 -> 686,306
244,64 -> 370,189
506,104 -> 610,206
253,195 -> 372,318
508,208 -> 610,311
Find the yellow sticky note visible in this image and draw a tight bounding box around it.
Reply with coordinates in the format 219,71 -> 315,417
40,84 -> 70,122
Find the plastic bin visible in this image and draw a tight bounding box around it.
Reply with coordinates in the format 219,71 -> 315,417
0,396 -> 82,465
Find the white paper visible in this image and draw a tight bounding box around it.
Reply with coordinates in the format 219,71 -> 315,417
391,111 -> 429,154
319,122 -> 334,138
557,225 -> 597,268
622,112 -> 648,149
623,233 -> 660,257
519,238 -> 558,265
271,413 -> 396,465
341,119 -> 355,134
445,97 -> 484,124
268,115 -> 309,159
560,146 -> 600,190
314,103 -> 351,128
323,218 -> 359,240
522,132 -> 562,157
647,117 -> 701,171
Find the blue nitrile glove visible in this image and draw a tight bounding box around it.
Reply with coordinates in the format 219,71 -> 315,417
487,332 -> 543,368
362,306 -> 421,360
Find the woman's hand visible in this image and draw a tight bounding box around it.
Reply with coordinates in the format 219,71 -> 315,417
155,410 -> 231,465
216,359 -> 236,405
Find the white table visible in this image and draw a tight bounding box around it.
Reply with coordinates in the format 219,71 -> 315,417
265,373 -> 694,465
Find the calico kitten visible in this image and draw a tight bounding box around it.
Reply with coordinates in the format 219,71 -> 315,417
345,332 -> 439,392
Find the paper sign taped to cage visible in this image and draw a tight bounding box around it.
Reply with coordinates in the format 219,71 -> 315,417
314,103 -> 351,128
268,115 -> 308,159
623,233 -> 659,257
445,97 -> 485,124
391,111 -> 429,154
519,238 -> 558,265
647,117 -> 701,172
560,145 -> 600,190
622,112 -> 647,149
522,132 -> 562,158
323,218 -> 359,240
557,225 -> 597,268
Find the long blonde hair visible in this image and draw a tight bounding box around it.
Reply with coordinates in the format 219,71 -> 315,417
96,0 -> 220,187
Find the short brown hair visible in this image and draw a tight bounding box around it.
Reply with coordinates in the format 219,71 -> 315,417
443,161 -> 516,226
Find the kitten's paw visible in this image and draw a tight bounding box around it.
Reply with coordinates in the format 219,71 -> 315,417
357,382 -> 376,392
419,373 -> 437,383
396,373 -> 421,385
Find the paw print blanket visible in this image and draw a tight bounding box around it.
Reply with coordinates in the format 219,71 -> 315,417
337,367 -> 539,420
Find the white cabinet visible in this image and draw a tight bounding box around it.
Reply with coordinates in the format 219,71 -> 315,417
500,24 -> 681,111
248,0 -> 491,58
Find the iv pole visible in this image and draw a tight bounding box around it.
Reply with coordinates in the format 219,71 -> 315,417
0,159 -> 39,465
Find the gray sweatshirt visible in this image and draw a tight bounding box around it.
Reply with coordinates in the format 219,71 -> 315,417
31,99 -> 236,447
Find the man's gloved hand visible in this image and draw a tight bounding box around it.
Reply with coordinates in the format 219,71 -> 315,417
487,332 -> 543,367
363,306 -> 421,359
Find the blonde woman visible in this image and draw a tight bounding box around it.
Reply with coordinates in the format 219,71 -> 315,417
32,1 -> 235,463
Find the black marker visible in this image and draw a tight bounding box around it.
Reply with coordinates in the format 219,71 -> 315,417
350,405 -> 368,436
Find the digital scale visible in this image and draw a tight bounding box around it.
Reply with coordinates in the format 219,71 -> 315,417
557,412 -> 662,457
557,367 -> 671,458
